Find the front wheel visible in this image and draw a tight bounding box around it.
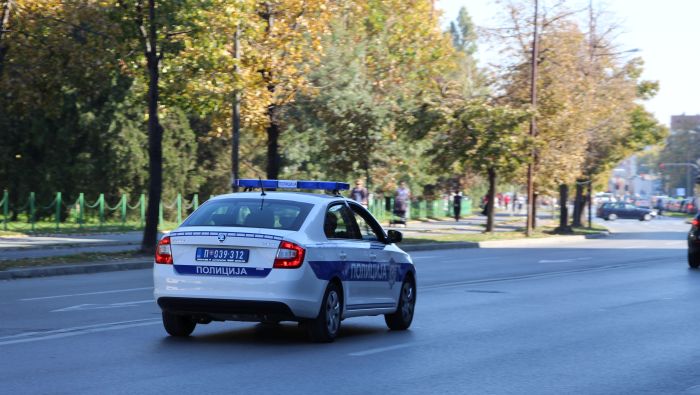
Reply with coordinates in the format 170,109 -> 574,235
385,278 -> 416,330
689,251 -> 700,269
162,311 -> 196,337
641,213 -> 652,221
307,282 -> 342,343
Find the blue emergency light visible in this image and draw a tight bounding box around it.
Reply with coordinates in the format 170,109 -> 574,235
235,179 -> 350,192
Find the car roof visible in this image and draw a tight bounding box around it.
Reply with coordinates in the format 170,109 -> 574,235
208,191 -> 345,205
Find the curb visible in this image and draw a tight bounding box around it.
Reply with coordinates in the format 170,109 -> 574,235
402,231 -> 610,251
0,231 -> 610,280
0,259 -> 152,280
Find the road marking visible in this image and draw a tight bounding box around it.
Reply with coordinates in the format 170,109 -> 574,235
538,257 -> 591,263
20,287 -> 153,301
51,299 -> 154,312
0,318 -> 161,346
421,264 -> 628,290
349,342 -> 418,356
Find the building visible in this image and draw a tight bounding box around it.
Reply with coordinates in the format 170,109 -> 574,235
671,114 -> 700,133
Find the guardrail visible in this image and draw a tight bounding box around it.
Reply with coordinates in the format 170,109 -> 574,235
0,190 -> 472,233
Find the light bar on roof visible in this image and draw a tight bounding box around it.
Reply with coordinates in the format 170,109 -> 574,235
235,179 -> 350,191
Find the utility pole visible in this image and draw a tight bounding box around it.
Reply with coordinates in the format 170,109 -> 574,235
231,23 -> 241,192
526,0 -> 539,236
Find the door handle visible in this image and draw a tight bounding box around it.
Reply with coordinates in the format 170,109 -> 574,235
339,252 -> 347,260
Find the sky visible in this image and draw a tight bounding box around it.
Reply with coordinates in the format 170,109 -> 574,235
436,0 -> 700,127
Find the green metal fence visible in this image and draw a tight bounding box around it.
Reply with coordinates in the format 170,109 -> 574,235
0,189 -> 474,232
0,189 -> 200,232
367,196 -> 472,223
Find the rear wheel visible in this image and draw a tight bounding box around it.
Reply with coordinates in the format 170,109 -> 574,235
385,278 -> 416,331
162,311 -> 196,337
607,213 -> 617,221
689,251 -> 700,269
307,282 -> 342,343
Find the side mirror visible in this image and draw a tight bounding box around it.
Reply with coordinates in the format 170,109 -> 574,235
387,229 -> 403,244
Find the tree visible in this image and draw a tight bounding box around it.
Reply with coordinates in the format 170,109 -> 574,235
429,102 -> 530,232
117,0 -> 196,252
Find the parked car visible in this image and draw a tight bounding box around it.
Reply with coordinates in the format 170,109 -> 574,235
596,202 -> 654,221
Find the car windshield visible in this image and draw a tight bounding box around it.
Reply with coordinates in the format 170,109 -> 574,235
182,198 -> 313,231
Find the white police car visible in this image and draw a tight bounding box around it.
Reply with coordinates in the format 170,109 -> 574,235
154,179 -> 416,342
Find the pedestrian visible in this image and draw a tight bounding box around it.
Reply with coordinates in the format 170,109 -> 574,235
656,197 -> 664,216
481,195 -> 490,216
453,191 -> 462,222
393,181 -> 411,225
350,179 -> 368,207
504,194 -> 511,210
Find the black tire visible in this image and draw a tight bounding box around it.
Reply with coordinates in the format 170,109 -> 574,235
607,213 -> 617,221
640,213 -> 651,221
385,278 -> 416,331
162,311 -> 196,337
689,251 -> 700,269
307,282 -> 342,343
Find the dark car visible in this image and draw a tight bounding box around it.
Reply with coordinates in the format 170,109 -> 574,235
688,214 -> 700,268
596,202 -> 653,221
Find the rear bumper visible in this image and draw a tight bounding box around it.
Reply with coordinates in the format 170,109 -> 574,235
158,297 -> 297,322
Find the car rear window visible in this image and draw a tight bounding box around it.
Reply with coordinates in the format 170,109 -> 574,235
182,198 -> 313,231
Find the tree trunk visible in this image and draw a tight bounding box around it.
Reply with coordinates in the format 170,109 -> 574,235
231,23 -> 240,192
140,0 -> 163,254
0,0 -> 12,77
555,184 -> 572,233
485,167 -> 496,232
572,180 -> 585,227
531,192 -> 538,229
266,105 -> 281,179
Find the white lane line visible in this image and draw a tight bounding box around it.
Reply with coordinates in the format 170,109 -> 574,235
0,318 -> 161,346
20,287 -> 153,301
538,257 -> 592,263
349,342 -> 418,357
51,299 -> 154,312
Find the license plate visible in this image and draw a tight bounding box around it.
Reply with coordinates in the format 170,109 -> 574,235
195,247 -> 249,263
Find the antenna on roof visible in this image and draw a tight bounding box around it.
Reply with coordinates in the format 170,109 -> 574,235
259,177 -> 266,196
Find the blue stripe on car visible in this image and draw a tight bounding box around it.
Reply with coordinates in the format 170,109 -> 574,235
307,260 -> 412,283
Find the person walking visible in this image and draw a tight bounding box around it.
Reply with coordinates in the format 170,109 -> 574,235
350,179 -> 368,207
393,181 -> 411,225
453,191 -> 462,222
481,195 -> 490,216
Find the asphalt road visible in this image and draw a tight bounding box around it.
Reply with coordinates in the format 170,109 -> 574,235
1,217 -> 698,394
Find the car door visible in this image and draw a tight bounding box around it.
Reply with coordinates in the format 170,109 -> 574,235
320,202 -> 368,309
347,202 -> 396,308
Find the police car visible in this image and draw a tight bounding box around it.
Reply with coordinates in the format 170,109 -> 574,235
154,179 -> 416,342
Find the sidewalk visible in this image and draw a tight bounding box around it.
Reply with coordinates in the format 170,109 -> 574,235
0,212 -> 553,261
0,231 -> 146,261
0,211 -> 596,280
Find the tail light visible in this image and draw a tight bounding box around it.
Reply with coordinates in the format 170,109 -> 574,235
692,218 -> 699,227
155,236 -> 173,264
274,241 -> 305,268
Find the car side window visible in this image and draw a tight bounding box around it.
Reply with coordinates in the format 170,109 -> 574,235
324,203 -> 361,240
349,203 -> 385,242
